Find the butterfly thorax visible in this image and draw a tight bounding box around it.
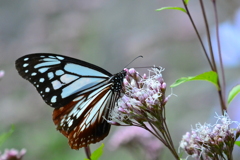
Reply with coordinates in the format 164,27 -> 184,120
110,70 -> 126,92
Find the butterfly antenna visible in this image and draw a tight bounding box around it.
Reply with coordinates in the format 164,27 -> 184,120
124,55 -> 143,68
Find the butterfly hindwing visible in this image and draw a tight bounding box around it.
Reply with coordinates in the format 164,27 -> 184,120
53,83 -> 119,149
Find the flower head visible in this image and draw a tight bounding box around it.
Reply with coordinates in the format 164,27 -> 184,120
109,67 -> 179,159
180,112 -> 240,159
111,67 -> 169,125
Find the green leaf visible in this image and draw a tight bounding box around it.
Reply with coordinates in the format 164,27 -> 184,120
0,125 -> 14,146
184,0 -> 190,5
235,141 -> 240,147
91,144 -> 104,160
156,7 -> 186,13
228,85 -> 240,104
170,71 -> 219,89
84,144 -> 104,160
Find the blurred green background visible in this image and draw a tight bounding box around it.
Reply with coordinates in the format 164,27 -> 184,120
0,0 -> 240,159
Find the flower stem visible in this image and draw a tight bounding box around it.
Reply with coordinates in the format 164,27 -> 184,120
84,146 -> 91,160
182,0 -> 213,70
212,0 -> 227,113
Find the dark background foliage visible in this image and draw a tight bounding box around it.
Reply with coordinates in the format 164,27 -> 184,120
0,0 -> 239,159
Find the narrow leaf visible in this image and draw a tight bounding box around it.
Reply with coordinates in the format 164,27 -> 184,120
156,7 -> 186,13
90,144 -> 104,160
235,141 -> 240,147
170,71 -> 219,89
184,0 -> 190,5
228,85 -> 240,104
0,125 -> 14,146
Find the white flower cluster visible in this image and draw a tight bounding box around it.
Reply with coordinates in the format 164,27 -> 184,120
180,112 -> 240,159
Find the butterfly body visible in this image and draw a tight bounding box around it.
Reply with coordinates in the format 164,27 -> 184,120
15,53 -> 126,149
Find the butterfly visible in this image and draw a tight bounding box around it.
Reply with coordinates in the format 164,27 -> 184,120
15,53 -> 126,149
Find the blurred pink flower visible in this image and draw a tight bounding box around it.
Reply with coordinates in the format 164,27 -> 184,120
108,126 -> 163,160
0,148 -> 26,160
0,70 -> 4,79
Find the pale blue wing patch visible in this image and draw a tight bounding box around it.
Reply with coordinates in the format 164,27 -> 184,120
64,63 -> 109,77
61,77 -> 107,99
52,80 -> 63,90
38,68 -> 49,73
34,58 -> 61,68
60,74 -> 78,84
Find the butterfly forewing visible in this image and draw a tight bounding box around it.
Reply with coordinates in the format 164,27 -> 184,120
15,53 -> 126,149
15,53 -> 112,108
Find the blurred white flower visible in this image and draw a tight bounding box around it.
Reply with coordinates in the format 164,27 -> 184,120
180,112 -> 240,159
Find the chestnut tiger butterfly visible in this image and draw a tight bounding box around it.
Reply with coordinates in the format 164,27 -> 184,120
15,53 -> 126,149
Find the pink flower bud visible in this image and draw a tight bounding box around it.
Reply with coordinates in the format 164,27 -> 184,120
161,82 -> 166,90
118,107 -> 127,114
124,68 -> 129,73
129,68 -> 136,75
142,73 -> 147,79
123,79 -> 129,86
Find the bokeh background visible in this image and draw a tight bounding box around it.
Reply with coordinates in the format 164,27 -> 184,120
0,0 -> 240,159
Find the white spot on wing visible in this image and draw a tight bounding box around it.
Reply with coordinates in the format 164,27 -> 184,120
48,72 -> 54,79
31,72 -> 37,76
23,57 -> 29,61
39,78 -> 45,83
45,87 -> 50,92
51,96 -> 57,103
